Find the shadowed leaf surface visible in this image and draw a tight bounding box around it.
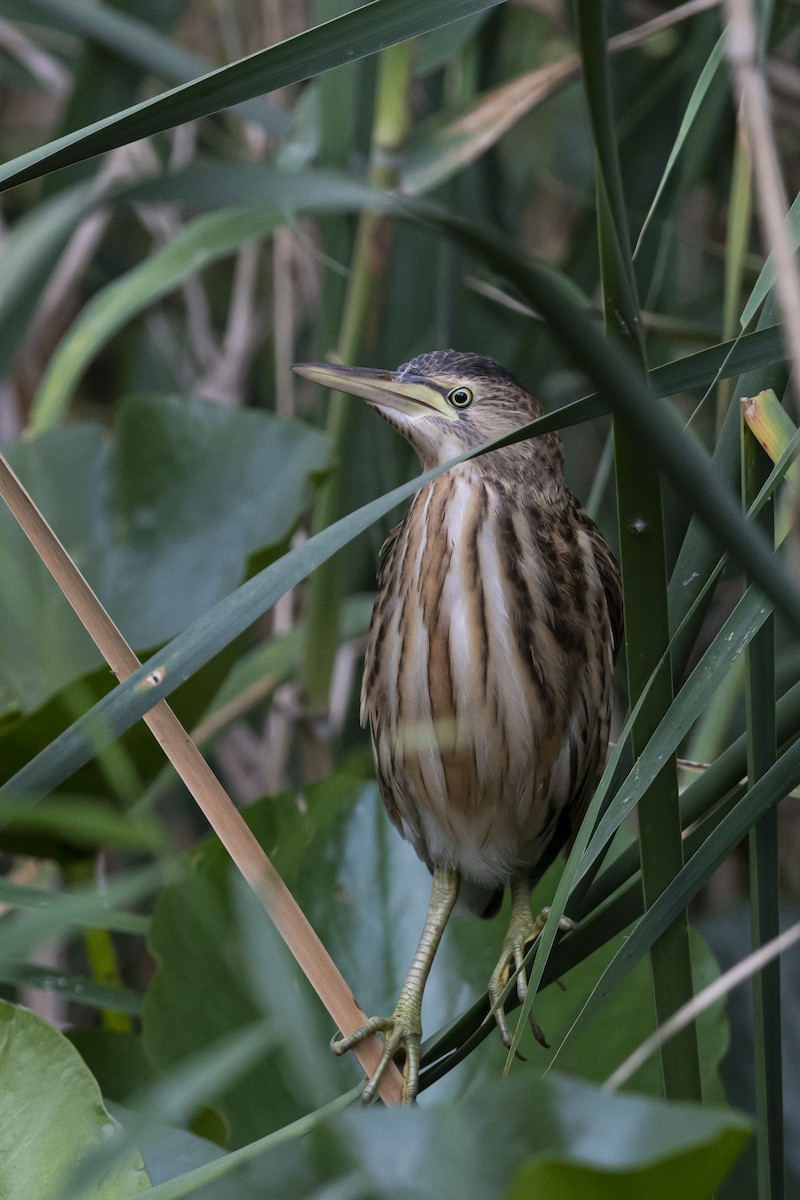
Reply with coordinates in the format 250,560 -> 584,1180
0,394 -> 329,715
0,999 -> 150,1198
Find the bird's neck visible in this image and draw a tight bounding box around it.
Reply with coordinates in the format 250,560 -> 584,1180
417,461 -> 568,520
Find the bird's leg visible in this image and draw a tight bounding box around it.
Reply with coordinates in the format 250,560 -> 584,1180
331,865 -> 459,1105
488,874 -> 576,1050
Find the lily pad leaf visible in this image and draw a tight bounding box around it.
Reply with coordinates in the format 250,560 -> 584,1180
0,998 -> 150,1198
0,393 -> 329,715
313,1074 -> 749,1200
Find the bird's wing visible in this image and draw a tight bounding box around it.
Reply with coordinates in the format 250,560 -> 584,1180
575,505 -> 624,652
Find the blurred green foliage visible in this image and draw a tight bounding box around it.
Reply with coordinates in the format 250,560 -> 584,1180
1,1 -> 799,1197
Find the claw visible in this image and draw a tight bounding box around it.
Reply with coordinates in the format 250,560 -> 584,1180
489,939 -> 551,1049
488,886 -> 579,1052
331,1007 -> 422,1104
330,1015 -> 393,1057
329,867 -> 460,1105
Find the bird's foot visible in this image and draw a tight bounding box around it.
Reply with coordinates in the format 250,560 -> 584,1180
331,994 -> 422,1105
488,905 -> 577,1050
332,866 -> 459,1105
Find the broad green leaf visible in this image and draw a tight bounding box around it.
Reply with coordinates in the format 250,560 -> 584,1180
143,818 -> 308,1147
0,998 -> 150,1198
0,0 -> 505,192
105,1072 -> 750,1200
321,1075 -> 748,1200
62,1023 -> 282,1200
69,1029 -> 156,1104
106,1102 -> 230,1198
145,775 -> 459,1143
116,1088 -> 358,1200
1,395 -> 329,713
133,1022 -> 280,1133
504,1086 -> 743,1200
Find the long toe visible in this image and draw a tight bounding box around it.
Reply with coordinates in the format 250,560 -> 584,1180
331,866 -> 459,1104
332,1001 -> 423,1105
488,889 -> 555,1051
330,1015 -> 393,1057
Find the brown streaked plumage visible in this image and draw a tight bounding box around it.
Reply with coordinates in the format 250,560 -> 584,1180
293,350 -> 622,1103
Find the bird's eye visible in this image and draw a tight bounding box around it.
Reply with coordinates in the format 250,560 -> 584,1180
447,386 -> 473,409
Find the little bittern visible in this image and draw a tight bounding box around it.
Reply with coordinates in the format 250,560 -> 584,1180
293,351 -> 622,1103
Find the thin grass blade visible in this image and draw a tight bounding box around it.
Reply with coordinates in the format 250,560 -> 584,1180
742,398 -> 784,1199
0,0 -> 505,192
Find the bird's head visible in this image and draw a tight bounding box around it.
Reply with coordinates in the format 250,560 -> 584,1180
292,350 -> 564,490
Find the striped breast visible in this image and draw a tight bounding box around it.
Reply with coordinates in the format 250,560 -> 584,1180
361,465 -> 619,892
